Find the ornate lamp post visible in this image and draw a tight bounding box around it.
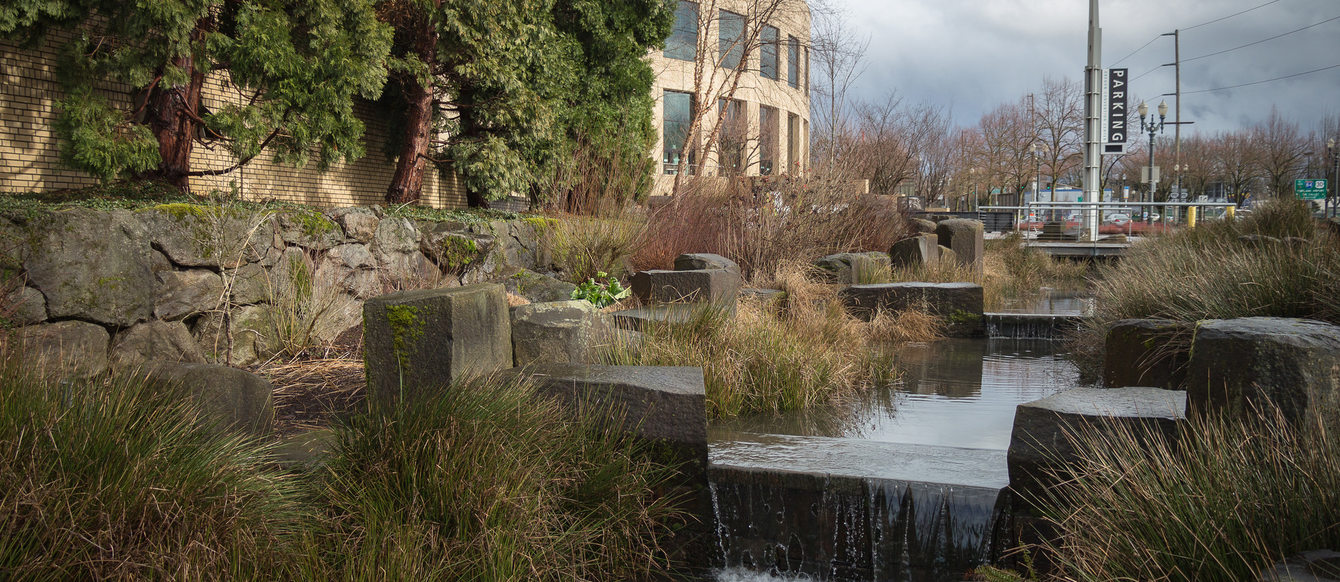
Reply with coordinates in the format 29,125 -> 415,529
1139,100 -> 1168,223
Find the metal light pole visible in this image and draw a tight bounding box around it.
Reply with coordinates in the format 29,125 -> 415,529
1139,100 -> 1167,223
1082,0 -> 1102,242
1329,138 -> 1338,218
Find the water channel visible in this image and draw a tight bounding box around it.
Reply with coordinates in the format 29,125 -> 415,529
705,295 -> 1090,581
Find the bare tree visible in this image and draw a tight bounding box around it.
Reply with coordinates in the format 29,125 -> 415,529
1252,107 -> 1311,198
1214,131 -> 1262,206
976,100 -> 1035,204
808,0 -> 868,175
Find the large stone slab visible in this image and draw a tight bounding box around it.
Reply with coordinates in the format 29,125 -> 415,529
1007,387 -> 1186,503
1184,317 -> 1340,422
935,219 -> 985,273
23,208 -> 155,327
510,300 -> 610,366
13,320 -> 110,378
503,268 -> 577,304
363,283 -> 511,402
142,206 -> 274,268
142,361 -> 274,436
630,269 -> 740,306
510,364 -> 707,467
816,252 -> 893,284
1103,318 -> 1194,389
840,282 -> 985,337
191,304 -> 276,367
889,234 -> 939,269
155,269 -> 224,321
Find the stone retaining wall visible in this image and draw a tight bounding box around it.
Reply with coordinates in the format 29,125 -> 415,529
2,204 -> 551,374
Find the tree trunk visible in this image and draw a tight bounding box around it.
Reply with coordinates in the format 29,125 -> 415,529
143,22 -> 208,193
385,4 -> 440,205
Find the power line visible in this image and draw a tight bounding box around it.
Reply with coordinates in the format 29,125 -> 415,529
1111,36 -> 1161,67
1184,63 -> 1340,94
1183,0 -> 1282,31
1185,14 -> 1340,62
1131,63 -> 1166,82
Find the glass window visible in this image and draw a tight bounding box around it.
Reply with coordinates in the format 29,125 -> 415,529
719,98 -> 746,176
719,10 -> 744,70
760,105 -> 778,176
787,36 -> 799,88
664,90 -> 695,174
787,112 -> 799,174
665,1 -> 698,61
760,25 -> 779,80
804,46 -> 810,93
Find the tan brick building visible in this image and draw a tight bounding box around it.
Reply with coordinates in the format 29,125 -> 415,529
649,0 -> 811,195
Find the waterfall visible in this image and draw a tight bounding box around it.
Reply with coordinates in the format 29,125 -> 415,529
984,313 -> 1085,340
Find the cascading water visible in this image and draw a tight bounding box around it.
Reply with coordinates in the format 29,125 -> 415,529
707,334 -> 1084,581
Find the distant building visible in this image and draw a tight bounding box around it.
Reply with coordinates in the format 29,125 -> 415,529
650,0 -> 811,194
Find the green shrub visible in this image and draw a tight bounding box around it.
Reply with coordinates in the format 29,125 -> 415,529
571,271 -> 631,308
0,359 -> 305,580
304,373 -> 686,580
1033,408 -> 1340,581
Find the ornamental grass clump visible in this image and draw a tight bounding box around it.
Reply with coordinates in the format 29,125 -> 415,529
608,262 -> 914,418
304,373 -> 686,580
1033,407 -> 1340,581
0,355 -> 306,580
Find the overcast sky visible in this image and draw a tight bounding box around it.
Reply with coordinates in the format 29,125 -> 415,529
835,0 -> 1338,136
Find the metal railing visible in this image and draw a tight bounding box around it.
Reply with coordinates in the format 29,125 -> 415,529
977,201 -> 1239,241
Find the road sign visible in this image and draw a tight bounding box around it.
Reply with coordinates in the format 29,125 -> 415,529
1296,179 -> 1328,201
1101,68 -> 1129,155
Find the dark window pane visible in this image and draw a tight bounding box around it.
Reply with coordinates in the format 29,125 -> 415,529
760,105 -> 778,176
719,10 -> 744,70
664,91 -> 695,173
665,1 -> 698,61
787,36 -> 799,88
760,25 -> 779,80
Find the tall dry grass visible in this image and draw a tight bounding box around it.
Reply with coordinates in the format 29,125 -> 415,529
633,178 -> 911,278
608,262 -> 935,418
1069,199 -> 1340,374
1034,407 -> 1340,581
890,233 -> 1090,311
545,210 -> 648,282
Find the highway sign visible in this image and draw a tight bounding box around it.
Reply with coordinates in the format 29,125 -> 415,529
1296,179 -> 1328,200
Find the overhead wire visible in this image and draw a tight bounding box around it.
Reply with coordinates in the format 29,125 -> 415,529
1108,0 -> 1282,67
1184,63 -> 1340,94
1184,14 -> 1340,62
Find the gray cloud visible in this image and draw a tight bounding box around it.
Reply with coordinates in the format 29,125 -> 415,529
837,0 -> 1339,135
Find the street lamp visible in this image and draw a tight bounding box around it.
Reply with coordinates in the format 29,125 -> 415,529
1139,100 -> 1168,222
1329,138 -> 1338,218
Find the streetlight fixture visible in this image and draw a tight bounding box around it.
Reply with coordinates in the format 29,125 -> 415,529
1139,100 -> 1168,223
1327,137 -> 1338,218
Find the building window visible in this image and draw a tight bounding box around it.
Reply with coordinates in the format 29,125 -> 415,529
787,112 -> 800,174
719,98 -> 747,176
760,105 -> 778,176
719,10 -> 744,70
787,36 -> 799,88
802,119 -> 809,172
760,25 -> 779,80
804,46 -> 810,93
664,90 -> 695,174
665,1 -> 698,61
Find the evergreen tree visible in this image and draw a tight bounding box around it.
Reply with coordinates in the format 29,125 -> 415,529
1,0 -> 391,191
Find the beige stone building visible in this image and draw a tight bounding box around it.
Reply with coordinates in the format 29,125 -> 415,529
649,0 -> 811,195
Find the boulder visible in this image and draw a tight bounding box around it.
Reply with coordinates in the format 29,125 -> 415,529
504,269 -> 577,304
327,243 -> 376,270
939,245 -> 957,267
155,269 -> 224,321
192,304 -> 275,367
7,285 -> 47,326
889,234 -> 939,269
276,208 -> 344,250
328,207 -> 380,243
817,252 -> 892,284
935,219 -> 985,273
363,283 -> 512,402
143,206 -> 274,268
910,218 -> 938,234
142,361 -> 274,436
1184,317 -> 1340,422
510,364 -> 708,467
1259,550 -> 1340,582
674,253 -> 741,276
419,225 -> 488,271
1008,387 -> 1186,502
23,208 -> 155,327
510,300 -> 611,366
13,320 -> 110,378
839,282 -> 984,337
631,269 -> 740,306
1102,318 -> 1194,389
228,263 -> 269,305
610,304 -> 711,332
110,320 -> 206,370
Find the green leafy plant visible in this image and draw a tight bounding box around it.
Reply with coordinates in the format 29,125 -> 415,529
570,271 -> 631,308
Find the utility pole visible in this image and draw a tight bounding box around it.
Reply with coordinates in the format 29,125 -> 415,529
1082,0 -> 1103,242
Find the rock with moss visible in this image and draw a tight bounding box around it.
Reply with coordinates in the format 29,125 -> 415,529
142,204 -> 274,268
276,208 -> 344,250
23,208 -> 155,327
419,223 -> 485,271
228,263 -> 269,306
839,282 -> 985,337
110,320 -> 205,370
191,304 -> 275,367
13,320 -> 110,378
155,269 -> 224,321
816,252 -> 892,284
363,283 -> 512,403
327,207 -> 381,243
6,285 -> 48,326
503,268 -> 576,303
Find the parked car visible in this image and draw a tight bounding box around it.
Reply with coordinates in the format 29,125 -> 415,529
1104,213 -> 1131,226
